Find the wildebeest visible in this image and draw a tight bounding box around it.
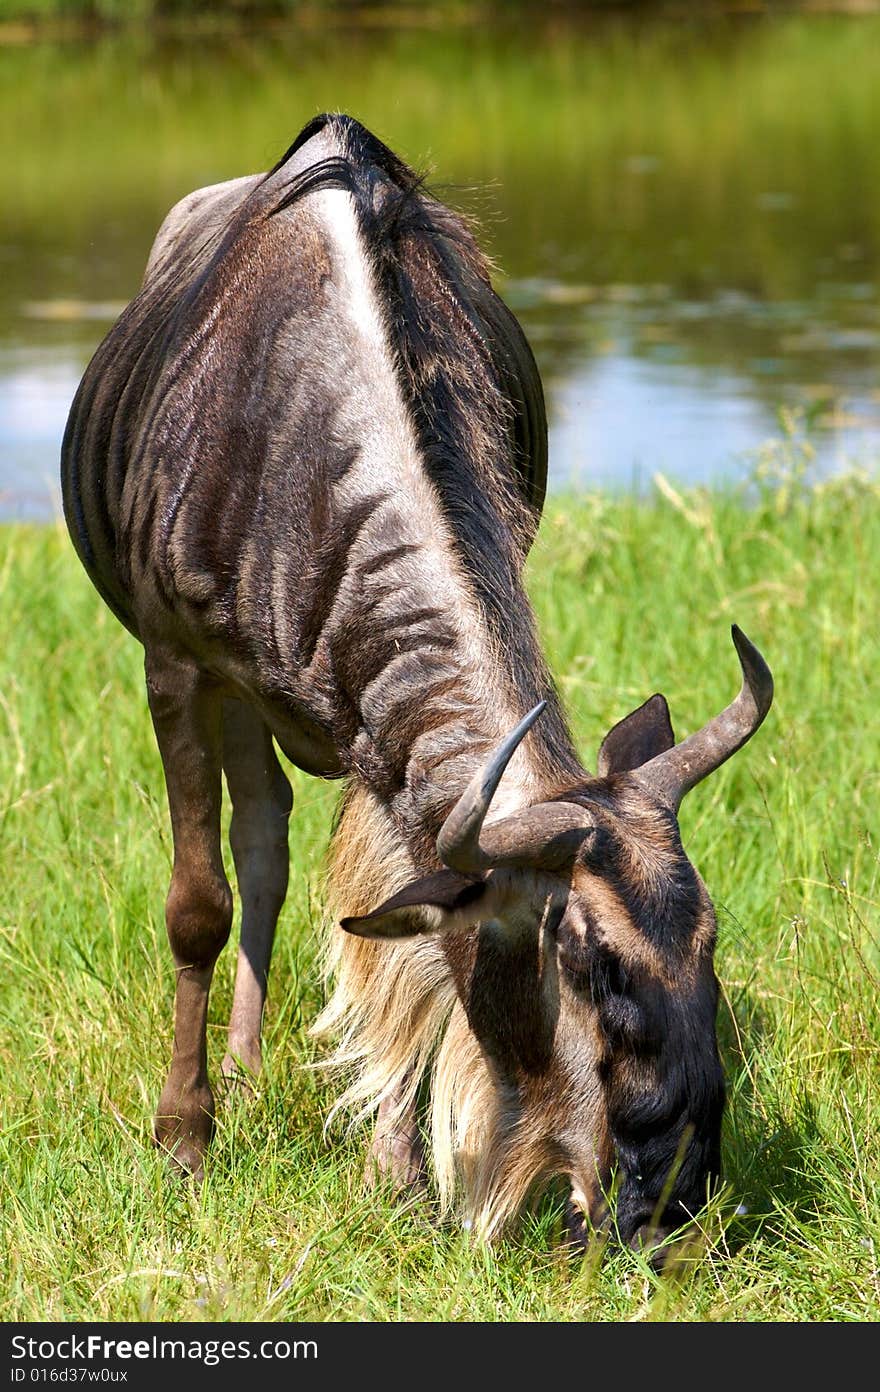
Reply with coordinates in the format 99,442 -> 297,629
61,113 -> 772,1259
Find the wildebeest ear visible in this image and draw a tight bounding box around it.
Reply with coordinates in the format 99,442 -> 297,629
597,693 -> 675,776
341,870 -> 492,940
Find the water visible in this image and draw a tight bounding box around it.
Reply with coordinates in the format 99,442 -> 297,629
2,8 -> 879,519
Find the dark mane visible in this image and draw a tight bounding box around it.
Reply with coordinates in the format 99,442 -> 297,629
266,114 -> 564,767
267,113 -> 546,511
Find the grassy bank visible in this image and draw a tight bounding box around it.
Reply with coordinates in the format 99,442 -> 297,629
0,476 -> 878,1321
4,11 -> 880,308
4,7 -> 880,455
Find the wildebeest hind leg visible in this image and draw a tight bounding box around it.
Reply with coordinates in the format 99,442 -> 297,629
220,698 -> 292,1088
145,651 -> 232,1178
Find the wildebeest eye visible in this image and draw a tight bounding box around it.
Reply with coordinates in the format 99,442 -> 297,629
585,940 -> 628,1001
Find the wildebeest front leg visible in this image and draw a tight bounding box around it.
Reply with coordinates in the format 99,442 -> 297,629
366,1084 -> 426,1194
220,698 -> 292,1085
146,652 -> 232,1177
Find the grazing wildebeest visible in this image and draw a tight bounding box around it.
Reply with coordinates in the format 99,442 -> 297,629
61,113 -> 772,1260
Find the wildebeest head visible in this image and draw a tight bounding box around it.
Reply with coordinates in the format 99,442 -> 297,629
342,627 -> 772,1262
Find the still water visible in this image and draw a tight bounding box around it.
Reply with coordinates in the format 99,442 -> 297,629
2,8 -> 879,519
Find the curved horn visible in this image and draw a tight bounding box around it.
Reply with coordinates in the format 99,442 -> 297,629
437,702 -> 546,874
437,702 -> 592,875
635,625 -> 773,812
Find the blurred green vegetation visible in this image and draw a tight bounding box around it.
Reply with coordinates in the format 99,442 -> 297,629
0,0 -> 662,22
0,0 -> 584,22
5,7 -> 879,287
1,0 -> 876,25
0,0 -> 348,21
2,7 -> 878,412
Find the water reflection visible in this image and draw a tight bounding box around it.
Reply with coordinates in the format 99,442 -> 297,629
0,349 -> 84,520
508,279 -> 880,487
1,9 -> 878,518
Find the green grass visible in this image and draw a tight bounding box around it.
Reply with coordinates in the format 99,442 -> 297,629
1,471 -> 878,1321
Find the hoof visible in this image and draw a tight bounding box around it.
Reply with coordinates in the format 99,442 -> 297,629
154,1082 -> 214,1179
155,1133 -> 207,1183
220,1047 -> 261,1099
563,1197 -> 590,1250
